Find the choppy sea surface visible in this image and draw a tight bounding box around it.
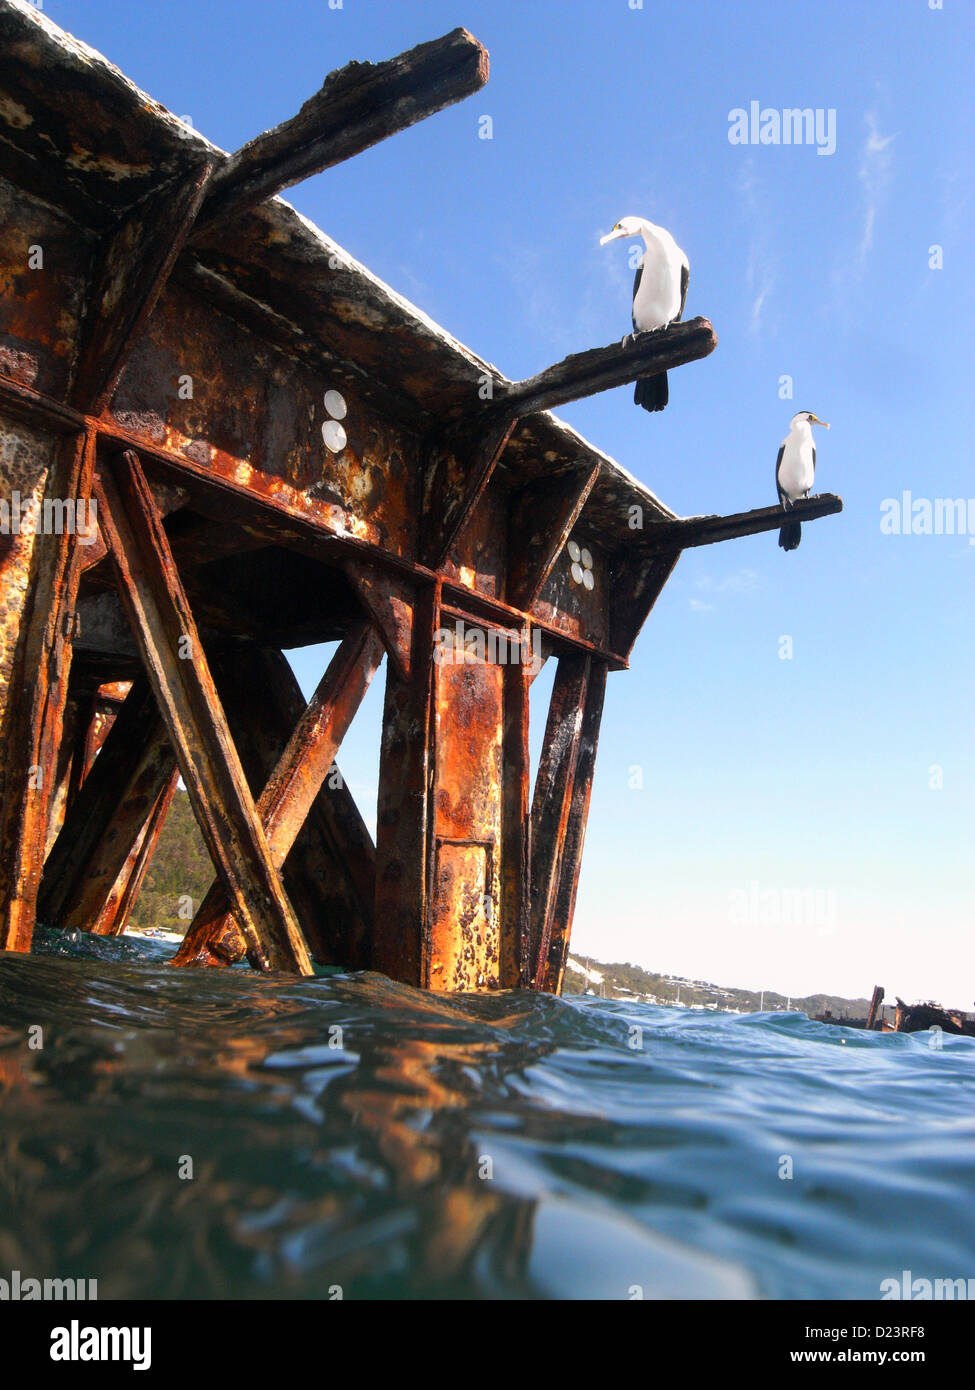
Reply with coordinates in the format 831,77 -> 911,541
0,927 -> 972,1300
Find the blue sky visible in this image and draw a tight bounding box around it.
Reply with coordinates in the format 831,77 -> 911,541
56,0 -> 974,1005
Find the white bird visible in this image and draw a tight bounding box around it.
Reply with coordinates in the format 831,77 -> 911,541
600,215 -> 689,412
775,411 -> 830,551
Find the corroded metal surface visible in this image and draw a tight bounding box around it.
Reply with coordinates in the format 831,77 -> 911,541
174,623 -> 384,967
0,3 -> 842,988
95,450 -> 312,975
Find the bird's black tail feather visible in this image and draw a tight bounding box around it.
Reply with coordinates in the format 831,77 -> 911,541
635,371 -> 668,413
778,520 -> 801,551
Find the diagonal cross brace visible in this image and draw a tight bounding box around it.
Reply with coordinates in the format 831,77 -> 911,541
173,622 -> 385,967
95,449 -> 312,974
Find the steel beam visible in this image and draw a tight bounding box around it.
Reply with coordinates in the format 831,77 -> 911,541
173,624 -> 383,966
537,659 -> 607,993
194,29 -> 489,234
95,449 -> 312,974
0,428 -> 95,952
91,767 -> 179,937
529,653 -> 590,989
373,582 -> 440,986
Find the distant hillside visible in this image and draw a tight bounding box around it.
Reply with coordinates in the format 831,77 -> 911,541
563,955 -> 872,1020
128,789 -> 212,934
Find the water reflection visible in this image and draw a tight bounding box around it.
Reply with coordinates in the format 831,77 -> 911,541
2,932 -> 968,1299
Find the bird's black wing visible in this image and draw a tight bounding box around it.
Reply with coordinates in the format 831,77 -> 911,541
775,444 -> 787,507
631,260 -> 643,333
677,262 -> 689,321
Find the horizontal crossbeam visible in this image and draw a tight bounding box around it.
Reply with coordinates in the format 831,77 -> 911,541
639,493 -> 843,554
195,29 -> 489,233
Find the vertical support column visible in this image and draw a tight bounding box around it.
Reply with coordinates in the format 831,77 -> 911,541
372,581 -> 439,986
539,659 -> 607,994
500,658 -> 531,988
529,652 -> 590,991
0,427 -> 95,952
43,685 -> 89,859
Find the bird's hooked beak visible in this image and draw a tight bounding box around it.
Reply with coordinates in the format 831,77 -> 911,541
808,414 -> 830,429
599,222 -> 628,245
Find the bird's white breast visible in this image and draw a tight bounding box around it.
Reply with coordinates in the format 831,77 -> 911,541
778,430 -> 816,502
634,227 -> 685,332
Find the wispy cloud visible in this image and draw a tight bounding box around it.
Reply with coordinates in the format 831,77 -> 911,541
736,160 -> 777,336
689,598 -> 715,613
857,111 -> 895,266
695,567 -> 762,596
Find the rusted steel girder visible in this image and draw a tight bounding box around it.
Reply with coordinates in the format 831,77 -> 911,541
373,581 -> 440,987
95,449 -> 312,975
223,645 -> 378,970
537,660 -> 607,994
0,427 -> 95,952
529,653 -> 591,989
173,622 -> 384,968
38,678 -> 176,932
195,29 -> 489,234
91,767 -> 179,937
500,660 -> 531,988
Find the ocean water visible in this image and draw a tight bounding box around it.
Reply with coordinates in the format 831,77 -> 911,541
0,928 -> 972,1300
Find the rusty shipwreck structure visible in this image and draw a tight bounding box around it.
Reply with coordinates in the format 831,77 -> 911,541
0,4 -> 841,990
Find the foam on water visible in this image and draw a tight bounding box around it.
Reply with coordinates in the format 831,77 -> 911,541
0,928 -> 972,1299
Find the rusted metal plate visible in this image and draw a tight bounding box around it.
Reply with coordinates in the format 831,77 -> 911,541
532,534 -> 610,650
71,153 -> 216,414
441,472 -> 508,602
109,281 -> 420,560
95,449 -> 312,974
0,178 -> 94,399
423,414 -> 514,572
508,464 -> 601,611
428,627 -> 505,990
610,552 -> 681,660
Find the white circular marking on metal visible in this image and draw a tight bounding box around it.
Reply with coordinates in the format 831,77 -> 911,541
582,569 -> 595,591
580,547 -> 593,569
567,540 -> 581,563
323,390 -> 347,420
322,420 -> 347,452
570,561 -> 584,585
